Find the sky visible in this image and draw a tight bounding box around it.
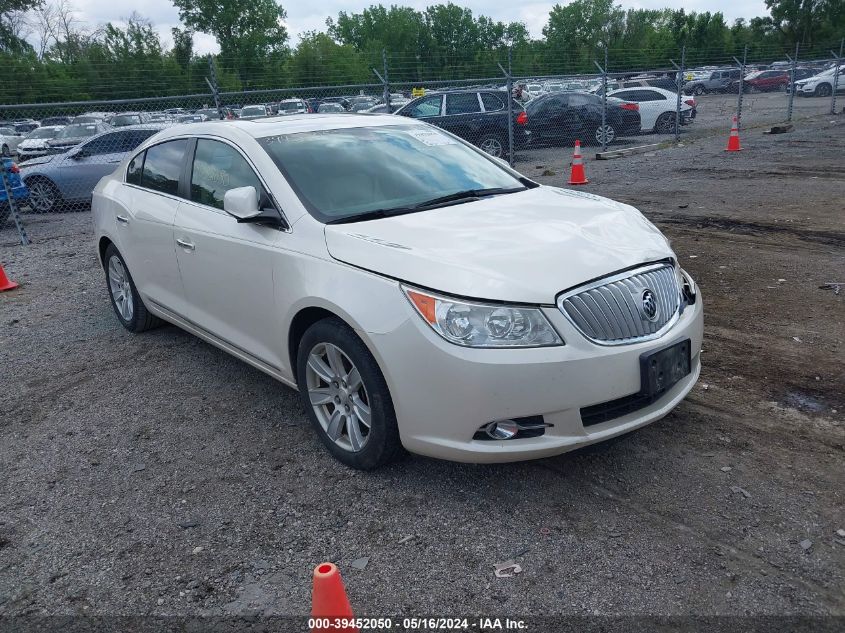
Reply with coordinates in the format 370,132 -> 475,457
63,0 -> 771,54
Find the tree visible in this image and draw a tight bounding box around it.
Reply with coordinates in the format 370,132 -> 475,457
171,0 -> 289,83
289,31 -> 369,86
171,26 -> 193,69
1,0 -> 41,52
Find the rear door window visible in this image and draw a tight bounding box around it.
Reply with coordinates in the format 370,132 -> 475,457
445,93 -> 481,115
141,139 -> 188,196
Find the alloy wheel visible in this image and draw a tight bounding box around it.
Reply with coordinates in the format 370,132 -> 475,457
655,113 -> 676,134
479,137 -> 504,157
108,256 -> 134,322
305,342 -> 371,453
28,181 -> 56,213
595,124 -> 615,145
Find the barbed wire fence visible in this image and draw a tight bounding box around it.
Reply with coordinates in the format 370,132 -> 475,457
1,38 -> 842,245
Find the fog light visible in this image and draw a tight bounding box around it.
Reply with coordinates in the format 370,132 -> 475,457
485,420 -> 519,440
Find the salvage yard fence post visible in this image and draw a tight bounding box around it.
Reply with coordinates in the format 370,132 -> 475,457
786,43 -> 799,122
205,56 -> 223,121
832,39 -> 844,115
1,162 -> 29,246
594,46 -> 608,152
371,53 -> 391,116
733,45 -> 748,131
497,51 -> 515,167
670,44 -> 686,143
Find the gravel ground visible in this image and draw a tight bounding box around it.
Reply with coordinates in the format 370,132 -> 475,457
0,107 -> 843,626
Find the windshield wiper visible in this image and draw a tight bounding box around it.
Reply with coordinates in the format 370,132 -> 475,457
324,186 -> 526,225
412,186 -> 526,210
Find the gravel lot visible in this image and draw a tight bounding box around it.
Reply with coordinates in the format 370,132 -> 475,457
0,104 -> 843,626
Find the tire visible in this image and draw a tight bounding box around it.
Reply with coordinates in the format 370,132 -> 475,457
594,123 -> 616,146
654,112 -> 677,134
1,145 -> 9,157
103,244 -> 162,333
477,134 -> 506,158
693,85 -> 705,96
26,177 -> 62,214
815,83 -> 832,98
296,317 -> 402,470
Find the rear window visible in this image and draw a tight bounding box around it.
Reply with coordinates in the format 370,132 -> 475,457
445,93 -> 481,115
57,124 -> 98,138
480,93 -> 504,112
140,140 -> 188,196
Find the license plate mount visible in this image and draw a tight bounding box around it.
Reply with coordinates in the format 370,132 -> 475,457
640,339 -> 691,399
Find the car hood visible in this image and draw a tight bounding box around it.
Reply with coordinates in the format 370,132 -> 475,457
323,186 -> 674,304
19,139 -> 49,149
19,154 -> 58,167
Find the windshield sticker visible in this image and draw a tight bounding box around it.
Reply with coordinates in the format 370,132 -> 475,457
406,129 -> 457,146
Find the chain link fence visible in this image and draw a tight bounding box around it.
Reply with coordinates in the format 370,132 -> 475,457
1,39 -> 842,244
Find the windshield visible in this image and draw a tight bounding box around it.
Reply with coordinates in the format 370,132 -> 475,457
57,124 -> 98,138
111,114 -> 141,126
241,106 -> 267,116
27,127 -> 62,139
258,124 -> 524,223
278,102 -> 303,111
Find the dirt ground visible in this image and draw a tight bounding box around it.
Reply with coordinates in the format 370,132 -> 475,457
0,107 -> 843,627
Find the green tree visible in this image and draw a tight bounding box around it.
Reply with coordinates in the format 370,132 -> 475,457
0,0 -> 41,53
171,0 -> 289,84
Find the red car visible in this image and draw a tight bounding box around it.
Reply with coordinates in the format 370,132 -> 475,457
744,70 -> 790,92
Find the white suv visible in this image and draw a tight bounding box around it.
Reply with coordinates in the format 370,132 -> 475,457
92,115 -> 703,469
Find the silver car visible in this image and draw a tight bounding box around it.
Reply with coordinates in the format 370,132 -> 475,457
0,126 -> 24,157
20,124 -> 169,213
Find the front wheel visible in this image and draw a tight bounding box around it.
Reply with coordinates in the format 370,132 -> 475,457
26,178 -> 61,214
693,85 -> 705,96
103,244 -> 162,333
654,112 -> 677,134
296,317 -> 402,470
1,145 -> 9,157
815,83 -> 832,97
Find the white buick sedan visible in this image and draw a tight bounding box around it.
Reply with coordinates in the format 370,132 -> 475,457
92,114 -> 703,469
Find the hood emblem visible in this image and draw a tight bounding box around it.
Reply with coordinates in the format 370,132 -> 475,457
640,289 -> 659,322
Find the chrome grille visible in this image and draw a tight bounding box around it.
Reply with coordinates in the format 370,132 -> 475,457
558,263 -> 681,345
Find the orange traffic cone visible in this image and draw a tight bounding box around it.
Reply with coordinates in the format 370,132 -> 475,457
311,563 -> 357,632
0,264 -> 19,292
725,115 -> 742,152
568,140 -> 588,185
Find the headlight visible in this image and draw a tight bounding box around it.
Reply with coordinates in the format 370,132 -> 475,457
402,286 -> 563,348
680,268 -> 697,302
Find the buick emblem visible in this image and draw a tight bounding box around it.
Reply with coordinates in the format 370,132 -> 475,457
641,289 -> 659,322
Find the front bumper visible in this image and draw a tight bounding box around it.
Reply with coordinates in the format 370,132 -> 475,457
368,294 -> 704,463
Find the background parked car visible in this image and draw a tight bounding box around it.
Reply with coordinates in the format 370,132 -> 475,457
194,108 -> 224,120
0,158 -> 28,226
176,114 -> 209,124
317,102 -> 347,113
525,91 -> 640,146
72,112 -> 112,123
682,69 -> 740,95
40,116 -> 73,126
364,101 -> 408,114
45,122 -> 111,155
0,126 -> 24,157
16,125 -> 66,162
607,87 -> 693,133
794,66 -> 845,97
13,119 -> 40,134
395,90 -> 530,158
348,96 -> 379,112
109,112 -> 152,127
743,70 -> 790,92
20,125 -> 168,213
276,99 -> 309,115
239,104 -> 271,119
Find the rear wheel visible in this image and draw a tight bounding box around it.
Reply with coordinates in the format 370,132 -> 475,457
477,134 -> 506,158
26,177 -> 61,214
654,112 -> 677,134
693,85 -> 705,96
103,244 -> 162,333
594,123 -> 616,146
296,317 -> 402,470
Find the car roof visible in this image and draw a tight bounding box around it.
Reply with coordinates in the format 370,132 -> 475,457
153,114 -> 420,141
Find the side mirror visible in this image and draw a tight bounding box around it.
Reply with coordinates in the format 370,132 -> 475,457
223,186 -> 261,220
223,186 -> 289,230
70,147 -> 88,159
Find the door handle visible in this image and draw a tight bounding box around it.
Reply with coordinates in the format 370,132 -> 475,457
116,215 -> 129,224
176,238 -> 195,251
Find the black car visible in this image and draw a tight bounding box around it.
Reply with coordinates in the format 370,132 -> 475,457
524,92 -> 641,146
394,90 -> 530,158
46,122 -> 112,154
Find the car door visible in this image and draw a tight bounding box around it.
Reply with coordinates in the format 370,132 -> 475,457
173,138 -> 286,368
440,93 -> 486,142
398,95 -> 444,124
610,89 -> 650,129
115,139 -> 189,315
61,131 -> 139,201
